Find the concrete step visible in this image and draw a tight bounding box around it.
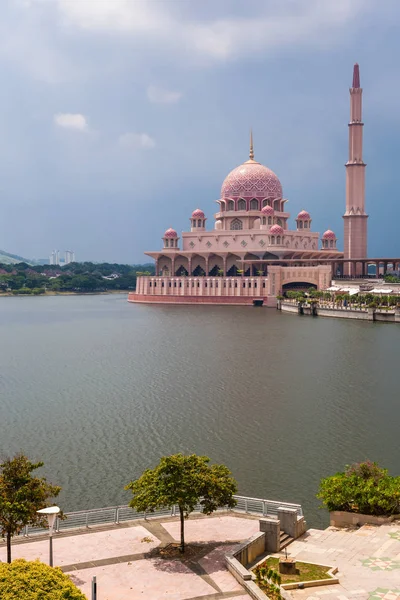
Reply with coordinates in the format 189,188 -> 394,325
279,533 -> 294,550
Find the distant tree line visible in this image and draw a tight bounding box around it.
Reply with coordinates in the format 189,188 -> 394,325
0,262 -> 155,294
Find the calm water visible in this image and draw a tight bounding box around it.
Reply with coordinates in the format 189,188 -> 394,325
0,295 -> 399,528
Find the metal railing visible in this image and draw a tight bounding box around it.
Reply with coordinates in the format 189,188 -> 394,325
20,495 -> 303,537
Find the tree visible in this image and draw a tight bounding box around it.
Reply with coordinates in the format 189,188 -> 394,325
0,559 -> 86,599
0,454 -> 61,563
317,461 -> 400,516
125,454 -> 237,552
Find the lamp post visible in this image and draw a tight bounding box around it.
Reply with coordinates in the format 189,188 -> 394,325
37,506 -> 60,567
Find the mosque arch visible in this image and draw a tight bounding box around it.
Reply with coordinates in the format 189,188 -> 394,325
262,252 -> 279,260
230,218 -> 243,230
176,265 -> 188,276
262,199 -> 270,207
228,200 -> 235,211
191,254 -> 206,276
238,199 -> 246,211
282,281 -> 317,294
250,198 -> 259,210
208,254 -> 224,276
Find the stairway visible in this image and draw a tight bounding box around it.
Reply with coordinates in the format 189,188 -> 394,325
280,531 -> 294,550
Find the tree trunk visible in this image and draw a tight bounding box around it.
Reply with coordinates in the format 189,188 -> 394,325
179,506 -> 185,553
7,531 -> 12,563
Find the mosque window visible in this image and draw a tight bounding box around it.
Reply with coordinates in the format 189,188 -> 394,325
262,217 -> 266,225
330,240 -> 334,248
254,282 -> 257,288
228,200 -> 235,211
243,282 -> 246,288
230,218 -> 243,231
235,282 -> 238,288
271,237 -> 275,244
165,239 -> 169,247
298,221 -> 303,228
277,218 -> 282,226
238,199 -> 246,210
268,217 -> 272,225
198,219 -> 202,227
241,240 -> 247,247
248,282 -> 251,288
259,239 -> 265,247
162,282 -> 165,287
169,282 -> 171,287
223,241 -> 229,247
149,281 -> 152,287
250,199 -> 258,210
206,241 -> 212,247
262,200 -> 269,207
263,282 -> 266,288
192,221 -> 196,227
277,236 -> 281,244
189,241 -> 195,248
304,221 -> 308,228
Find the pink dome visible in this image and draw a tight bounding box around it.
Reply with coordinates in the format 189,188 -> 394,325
261,205 -> 274,215
270,224 -> 284,235
164,228 -> 178,238
221,160 -> 282,200
322,229 -> 336,240
297,210 -> 311,220
192,209 -> 205,218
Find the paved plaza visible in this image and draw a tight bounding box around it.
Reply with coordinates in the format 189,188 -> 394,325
285,523 -> 400,600
1,515 -> 400,599
0,514 -> 259,600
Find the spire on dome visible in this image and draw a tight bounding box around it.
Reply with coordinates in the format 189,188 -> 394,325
249,129 -> 254,161
352,63 -> 360,88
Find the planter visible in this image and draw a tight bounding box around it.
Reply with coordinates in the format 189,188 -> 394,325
330,511 -> 400,528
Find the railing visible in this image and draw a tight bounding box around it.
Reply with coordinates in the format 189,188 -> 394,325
19,495 -> 303,537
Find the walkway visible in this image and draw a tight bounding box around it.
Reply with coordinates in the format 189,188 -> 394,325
0,513 -> 260,599
285,523 -> 400,600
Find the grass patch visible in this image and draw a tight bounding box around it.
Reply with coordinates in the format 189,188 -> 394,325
255,557 -> 332,584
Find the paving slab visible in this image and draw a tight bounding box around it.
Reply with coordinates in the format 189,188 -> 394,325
0,525 -> 159,566
162,516 -> 260,544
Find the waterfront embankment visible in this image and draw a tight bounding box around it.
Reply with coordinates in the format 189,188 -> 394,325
280,300 -> 400,323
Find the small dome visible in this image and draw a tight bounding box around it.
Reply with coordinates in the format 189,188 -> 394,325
322,229 -> 336,240
215,220 -> 223,230
261,205 -> 274,215
270,224 -> 284,235
164,228 -> 178,238
297,210 -> 311,220
192,209 -> 205,218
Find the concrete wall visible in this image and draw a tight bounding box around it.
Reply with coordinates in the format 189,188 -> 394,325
330,511 -> 400,527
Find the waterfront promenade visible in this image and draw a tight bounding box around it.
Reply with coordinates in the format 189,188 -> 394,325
1,512 -> 400,599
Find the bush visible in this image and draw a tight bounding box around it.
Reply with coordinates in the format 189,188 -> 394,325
0,559 -> 87,599
317,461 -> 400,516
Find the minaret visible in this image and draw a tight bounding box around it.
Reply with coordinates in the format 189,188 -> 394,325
343,63 -> 368,275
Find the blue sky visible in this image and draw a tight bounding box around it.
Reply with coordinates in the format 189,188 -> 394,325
0,0 -> 399,263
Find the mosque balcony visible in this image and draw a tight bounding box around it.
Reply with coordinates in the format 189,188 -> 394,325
214,211 -> 290,219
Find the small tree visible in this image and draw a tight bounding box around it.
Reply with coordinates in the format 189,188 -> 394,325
0,454 -> 61,562
317,461 -> 400,516
125,453 -> 237,552
0,559 -> 86,599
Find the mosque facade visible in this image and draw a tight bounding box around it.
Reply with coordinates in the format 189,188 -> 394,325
129,65 -> 366,306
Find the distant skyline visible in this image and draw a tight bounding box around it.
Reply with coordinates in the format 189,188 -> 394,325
0,0 -> 399,263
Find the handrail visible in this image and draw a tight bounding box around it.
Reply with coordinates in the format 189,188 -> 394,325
19,495 -> 303,537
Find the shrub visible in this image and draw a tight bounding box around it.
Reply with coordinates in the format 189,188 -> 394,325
317,461 -> 400,516
0,559 -> 87,599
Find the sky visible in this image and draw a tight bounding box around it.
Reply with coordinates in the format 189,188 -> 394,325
0,0 -> 399,263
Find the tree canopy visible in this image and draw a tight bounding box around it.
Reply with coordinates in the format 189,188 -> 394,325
0,454 -> 61,562
125,453 -> 237,552
317,461 -> 400,516
0,559 -> 86,600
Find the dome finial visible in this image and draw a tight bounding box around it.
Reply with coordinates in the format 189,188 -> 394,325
249,129 -> 254,161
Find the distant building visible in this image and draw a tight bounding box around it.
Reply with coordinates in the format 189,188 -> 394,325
65,250 -> 75,265
49,250 -> 60,266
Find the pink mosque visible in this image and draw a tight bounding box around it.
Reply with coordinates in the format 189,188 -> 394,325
129,64 -> 391,307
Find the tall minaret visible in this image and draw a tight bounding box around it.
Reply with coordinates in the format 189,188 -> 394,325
343,63 -> 368,275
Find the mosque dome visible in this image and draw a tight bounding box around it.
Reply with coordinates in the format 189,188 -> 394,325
164,228 -> 178,238
297,210 -> 311,220
192,209 -> 205,218
322,229 -> 336,240
270,224 -> 284,235
221,161 -> 282,201
261,205 -> 274,215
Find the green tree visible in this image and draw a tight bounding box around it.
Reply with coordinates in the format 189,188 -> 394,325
0,559 -> 86,599
317,461 -> 400,516
0,454 -> 61,562
125,453 -> 237,552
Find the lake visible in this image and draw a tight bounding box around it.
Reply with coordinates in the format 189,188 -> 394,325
0,294 -> 399,527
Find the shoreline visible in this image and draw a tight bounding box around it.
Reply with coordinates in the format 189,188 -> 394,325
0,290 -> 130,297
